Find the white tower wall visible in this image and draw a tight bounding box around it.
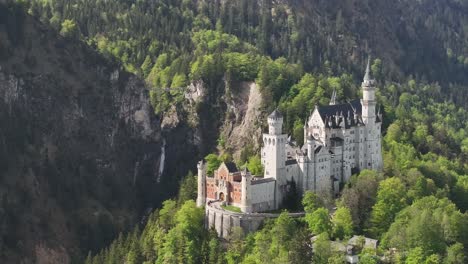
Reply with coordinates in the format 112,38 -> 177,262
196,160 -> 206,207
240,170 -> 252,213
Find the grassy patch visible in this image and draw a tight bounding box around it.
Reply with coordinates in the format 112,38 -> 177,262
222,204 -> 242,213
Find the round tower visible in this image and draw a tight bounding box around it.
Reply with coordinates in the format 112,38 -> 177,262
263,109 -> 287,180
196,160 -> 206,207
268,109 -> 283,135
240,168 -> 252,213
361,57 -> 377,125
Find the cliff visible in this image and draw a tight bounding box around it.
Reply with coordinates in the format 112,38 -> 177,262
0,4 -> 260,262
0,3 -> 166,263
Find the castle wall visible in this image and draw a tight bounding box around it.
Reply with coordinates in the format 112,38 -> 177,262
251,180 -> 276,212
230,181 -> 242,204
315,150 -> 332,193
206,178 -> 216,199
285,163 -> 300,187
206,205 -> 305,238
216,166 -> 229,180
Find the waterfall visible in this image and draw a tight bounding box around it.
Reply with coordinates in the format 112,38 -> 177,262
157,138 -> 166,183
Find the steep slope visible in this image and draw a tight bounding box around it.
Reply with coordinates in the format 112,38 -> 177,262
25,0 -> 468,106
0,3 -> 171,263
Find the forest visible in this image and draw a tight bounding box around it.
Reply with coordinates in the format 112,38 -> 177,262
7,0 -> 468,263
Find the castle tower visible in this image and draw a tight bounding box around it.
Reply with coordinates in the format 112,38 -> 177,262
361,57 -> 377,125
240,168 -> 252,213
268,109 -> 283,135
263,110 -> 287,180
196,160 -> 206,207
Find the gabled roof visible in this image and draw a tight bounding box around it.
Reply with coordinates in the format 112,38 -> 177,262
224,162 -> 238,173
314,99 -> 367,128
317,99 -> 361,121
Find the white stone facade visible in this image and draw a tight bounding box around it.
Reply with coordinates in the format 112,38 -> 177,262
197,62 -> 383,213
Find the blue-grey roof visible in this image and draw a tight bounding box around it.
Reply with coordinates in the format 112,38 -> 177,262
364,57 -> 372,81
251,177 -> 276,185
317,99 -> 361,120
317,99 -> 364,128
224,162 -> 238,173
268,109 -> 283,119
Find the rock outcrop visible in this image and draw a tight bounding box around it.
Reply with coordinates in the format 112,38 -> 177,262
0,3 -> 267,263
222,81 -> 264,160
0,4 -> 166,263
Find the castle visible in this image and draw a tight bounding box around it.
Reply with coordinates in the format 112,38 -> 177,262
197,60 -> 383,213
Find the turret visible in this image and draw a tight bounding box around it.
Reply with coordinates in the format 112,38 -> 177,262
240,168 -> 252,213
361,57 -> 377,125
196,160 -> 206,207
263,109 -> 286,180
268,109 -> 283,135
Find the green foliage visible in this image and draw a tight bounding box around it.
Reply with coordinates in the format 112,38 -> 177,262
369,177 -> 407,238
359,254 -> 378,264
451,176 -> 468,212
59,19 -> 79,38
306,207 -> 332,235
157,201 -> 205,264
246,155 -> 263,176
382,196 -> 468,258
242,213 -> 310,263
302,191 -> 322,213
339,170 -> 380,231
177,171 -> 197,206
332,206 -> 354,240
405,247 -> 425,264
221,205 -> 242,213
140,55 -> 153,77
313,233 -> 332,263
445,243 -> 466,264
205,154 -> 222,176
292,119 -> 304,146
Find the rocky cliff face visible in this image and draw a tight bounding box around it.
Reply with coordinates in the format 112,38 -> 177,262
221,81 -> 264,160
167,79 -> 266,162
0,3 -> 266,263
0,4 -> 167,263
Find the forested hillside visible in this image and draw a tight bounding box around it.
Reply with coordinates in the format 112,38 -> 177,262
23,0 -> 468,106
3,0 -> 468,263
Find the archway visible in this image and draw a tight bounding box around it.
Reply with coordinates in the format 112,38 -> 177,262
219,192 -> 225,201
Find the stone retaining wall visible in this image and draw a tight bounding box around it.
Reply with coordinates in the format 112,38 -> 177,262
205,205 -> 305,238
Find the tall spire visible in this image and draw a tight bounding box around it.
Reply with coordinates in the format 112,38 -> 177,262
364,56 -> 372,81
329,89 -> 337,105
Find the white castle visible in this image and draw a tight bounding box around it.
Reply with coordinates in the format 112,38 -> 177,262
197,60 -> 383,213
